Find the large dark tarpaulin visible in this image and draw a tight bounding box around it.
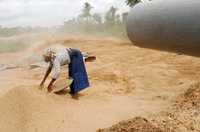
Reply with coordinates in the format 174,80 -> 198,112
126,0 -> 200,56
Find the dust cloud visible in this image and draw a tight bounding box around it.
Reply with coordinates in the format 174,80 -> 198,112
0,32 -> 200,132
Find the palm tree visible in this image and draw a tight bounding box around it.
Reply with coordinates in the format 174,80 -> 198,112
110,6 -> 118,22
105,6 -> 118,25
81,2 -> 93,23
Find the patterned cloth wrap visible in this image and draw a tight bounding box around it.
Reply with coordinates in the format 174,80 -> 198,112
67,48 -> 90,94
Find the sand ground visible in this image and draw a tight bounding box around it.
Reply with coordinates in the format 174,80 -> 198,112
1,35 -> 200,132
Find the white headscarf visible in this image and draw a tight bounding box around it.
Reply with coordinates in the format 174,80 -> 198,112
43,48 -> 56,59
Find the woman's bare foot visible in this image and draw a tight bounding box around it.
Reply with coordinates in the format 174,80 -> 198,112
70,92 -> 79,100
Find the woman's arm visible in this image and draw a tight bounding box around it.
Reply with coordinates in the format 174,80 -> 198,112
40,63 -> 53,86
47,78 -> 56,92
47,59 -> 61,92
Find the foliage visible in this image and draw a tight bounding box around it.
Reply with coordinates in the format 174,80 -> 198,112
93,13 -> 102,24
79,2 -> 93,23
105,6 -> 118,25
0,2 -> 128,39
126,0 -> 141,7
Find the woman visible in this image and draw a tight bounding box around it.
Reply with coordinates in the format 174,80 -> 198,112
40,48 -> 95,94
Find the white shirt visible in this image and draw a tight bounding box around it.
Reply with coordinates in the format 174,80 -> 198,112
51,48 -> 70,79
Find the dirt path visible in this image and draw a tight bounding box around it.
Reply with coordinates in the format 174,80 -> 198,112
0,36 -> 200,132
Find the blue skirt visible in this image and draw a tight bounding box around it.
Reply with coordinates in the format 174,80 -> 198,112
67,49 -> 90,94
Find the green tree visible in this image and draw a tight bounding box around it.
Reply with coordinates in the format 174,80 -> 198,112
105,6 -> 118,25
115,14 -> 121,24
126,0 -> 141,7
80,2 -> 93,23
93,13 -> 102,24
126,0 -> 153,7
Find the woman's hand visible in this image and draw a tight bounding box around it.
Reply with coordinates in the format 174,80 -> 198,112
85,56 -> 96,62
47,78 -> 56,92
47,84 -> 53,92
39,81 -> 45,89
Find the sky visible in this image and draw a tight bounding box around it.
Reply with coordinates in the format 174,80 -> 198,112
0,0 -> 129,27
